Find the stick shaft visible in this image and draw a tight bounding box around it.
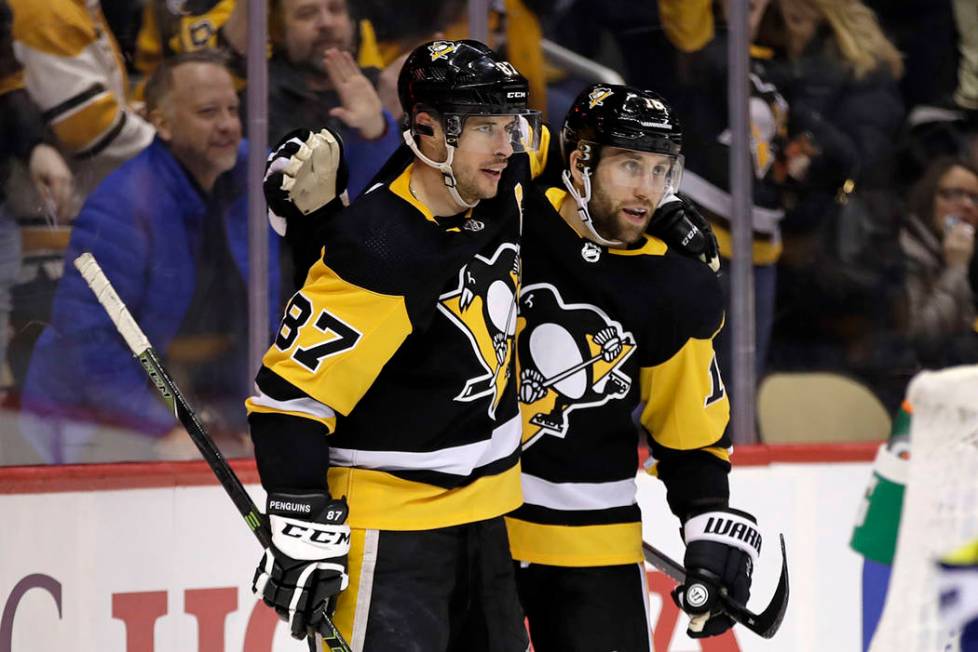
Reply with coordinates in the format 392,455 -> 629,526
74,253 -> 270,546
74,253 -> 353,652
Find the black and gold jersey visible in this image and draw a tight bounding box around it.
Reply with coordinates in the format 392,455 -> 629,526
505,187 -> 731,567
247,149 -> 530,531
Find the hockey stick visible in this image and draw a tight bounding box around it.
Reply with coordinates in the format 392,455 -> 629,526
73,253 -> 352,652
642,534 -> 790,639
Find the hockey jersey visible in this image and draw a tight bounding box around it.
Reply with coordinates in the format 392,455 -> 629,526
505,187 -> 731,567
10,0 -> 155,194
246,148 -> 529,531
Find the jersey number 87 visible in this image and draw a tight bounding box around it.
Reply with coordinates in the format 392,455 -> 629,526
274,293 -> 361,372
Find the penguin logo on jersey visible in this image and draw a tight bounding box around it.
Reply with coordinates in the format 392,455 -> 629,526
428,41 -> 459,61
517,283 -> 635,448
438,243 -> 520,419
588,87 -> 614,109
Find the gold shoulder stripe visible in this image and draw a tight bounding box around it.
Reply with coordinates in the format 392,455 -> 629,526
608,234 -> 668,257
389,163 -> 437,222
544,186 -> 566,210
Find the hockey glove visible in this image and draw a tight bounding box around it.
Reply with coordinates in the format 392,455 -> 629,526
264,128 -> 348,237
673,508 -> 759,638
647,195 -> 720,273
252,492 -> 351,640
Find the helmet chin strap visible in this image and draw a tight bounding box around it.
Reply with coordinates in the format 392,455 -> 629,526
561,167 -> 622,247
402,130 -> 479,210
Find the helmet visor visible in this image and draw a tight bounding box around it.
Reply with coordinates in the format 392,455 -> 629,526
597,147 -> 684,197
449,111 -> 543,155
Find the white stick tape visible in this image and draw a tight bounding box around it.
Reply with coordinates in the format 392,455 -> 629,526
73,252 -> 152,356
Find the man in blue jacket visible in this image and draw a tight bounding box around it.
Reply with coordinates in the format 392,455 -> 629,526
20,49 -> 279,463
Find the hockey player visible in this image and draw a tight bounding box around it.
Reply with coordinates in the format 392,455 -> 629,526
245,40 -> 541,649
505,85 -> 759,651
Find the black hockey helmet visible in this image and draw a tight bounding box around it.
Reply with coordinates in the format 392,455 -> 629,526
398,40 -> 535,144
561,84 -> 682,169
558,84 -> 684,247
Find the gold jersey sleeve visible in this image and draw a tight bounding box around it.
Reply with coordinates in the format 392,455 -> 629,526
250,256 -> 412,424
638,328 -> 730,465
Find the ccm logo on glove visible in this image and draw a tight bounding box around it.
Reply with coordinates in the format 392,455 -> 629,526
281,523 -> 351,546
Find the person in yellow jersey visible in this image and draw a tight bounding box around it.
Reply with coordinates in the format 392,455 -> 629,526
8,0 -> 155,195
506,84 -> 755,650
245,40 -> 542,650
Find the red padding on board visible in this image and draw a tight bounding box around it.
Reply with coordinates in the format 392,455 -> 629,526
0,442 -> 881,495
0,459 -> 260,494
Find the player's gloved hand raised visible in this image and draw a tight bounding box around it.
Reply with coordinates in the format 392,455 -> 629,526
672,508 -> 759,638
253,492 -> 351,640
647,194 -> 720,273
264,128 -> 348,237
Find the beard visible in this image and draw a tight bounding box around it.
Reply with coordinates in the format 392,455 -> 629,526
453,156 -> 508,205
588,184 -> 654,245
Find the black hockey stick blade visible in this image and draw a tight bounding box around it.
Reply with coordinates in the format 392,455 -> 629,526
642,534 -> 790,639
74,253 -> 353,652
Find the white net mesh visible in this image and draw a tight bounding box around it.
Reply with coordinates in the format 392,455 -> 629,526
869,366 -> 978,652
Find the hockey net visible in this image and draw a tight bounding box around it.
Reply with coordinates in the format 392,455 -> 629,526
869,365 -> 978,652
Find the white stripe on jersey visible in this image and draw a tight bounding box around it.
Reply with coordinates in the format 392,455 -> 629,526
330,413 -> 521,476
248,390 -> 337,421
520,473 -> 638,511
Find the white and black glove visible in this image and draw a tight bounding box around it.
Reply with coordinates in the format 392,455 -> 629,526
253,492 -> 351,640
673,508 -> 759,638
647,194 -> 721,273
264,128 -> 348,237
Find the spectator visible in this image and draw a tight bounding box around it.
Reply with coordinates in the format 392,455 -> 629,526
900,157 -> 978,368
763,0 -> 904,234
762,0 -> 907,381
670,0 -> 792,383
133,0 -> 399,198
240,0 -> 403,293
0,0 -> 74,393
19,50 -> 279,464
260,0 -> 399,198
8,0 -> 155,196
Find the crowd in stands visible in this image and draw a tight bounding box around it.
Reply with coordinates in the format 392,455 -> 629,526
0,0 -> 976,464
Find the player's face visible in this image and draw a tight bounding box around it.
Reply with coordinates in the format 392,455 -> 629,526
281,0 -> 355,71
589,148 -> 674,244
451,116 -> 516,203
155,62 -> 241,190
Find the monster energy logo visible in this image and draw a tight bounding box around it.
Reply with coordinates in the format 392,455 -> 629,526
245,512 -> 262,531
